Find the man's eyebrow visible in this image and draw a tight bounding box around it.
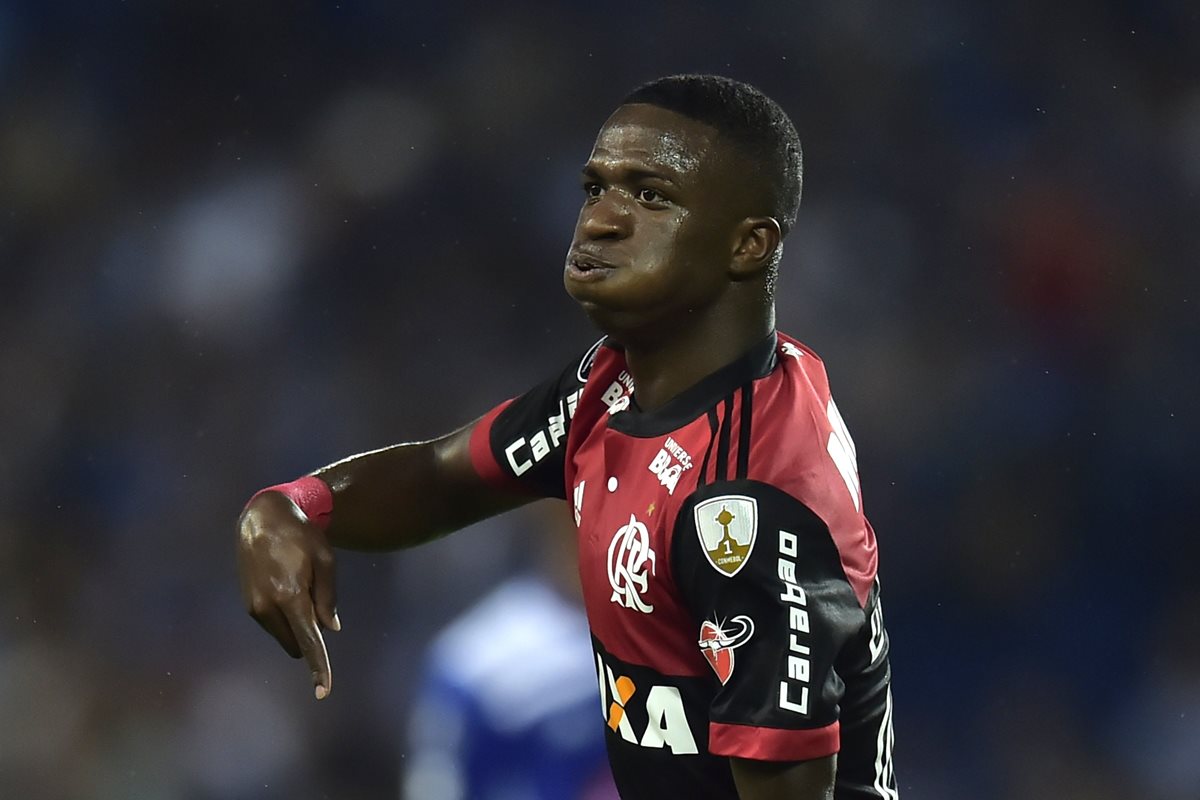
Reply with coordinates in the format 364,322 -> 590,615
580,162 -> 679,185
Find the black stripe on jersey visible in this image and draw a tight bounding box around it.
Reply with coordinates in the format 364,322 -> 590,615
606,332 -> 777,439
699,407 -> 720,487
715,393 -> 734,481
736,382 -> 753,479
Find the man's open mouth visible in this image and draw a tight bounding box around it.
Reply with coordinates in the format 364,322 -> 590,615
566,253 -> 619,282
570,254 -> 616,272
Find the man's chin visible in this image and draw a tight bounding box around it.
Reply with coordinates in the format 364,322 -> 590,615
578,304 -> 662,350
565,278 -> 609,315
564,280 -> 657,340
574,298 -> 618,333
568,293 -> 627,337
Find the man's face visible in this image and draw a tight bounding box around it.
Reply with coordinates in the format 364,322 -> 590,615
564,104 -> 743,337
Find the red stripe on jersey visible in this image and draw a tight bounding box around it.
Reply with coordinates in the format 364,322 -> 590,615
708,719 -> 840,762
468,399 -> 530,493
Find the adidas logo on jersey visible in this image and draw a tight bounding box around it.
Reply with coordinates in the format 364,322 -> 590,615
573,481 -> 585,526
781,341 -> 805,363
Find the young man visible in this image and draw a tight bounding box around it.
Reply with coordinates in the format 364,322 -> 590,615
238,75 -> 898,799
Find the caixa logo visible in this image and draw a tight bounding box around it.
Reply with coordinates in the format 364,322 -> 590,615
595,653 -> 698,755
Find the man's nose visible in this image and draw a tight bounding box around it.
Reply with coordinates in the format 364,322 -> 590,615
580,193 -> 631,240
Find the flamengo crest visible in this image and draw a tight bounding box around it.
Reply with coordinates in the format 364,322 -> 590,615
694,495 -> 758,577
608,513 -> 657,613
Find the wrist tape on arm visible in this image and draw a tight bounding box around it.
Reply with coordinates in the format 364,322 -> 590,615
248,476 -> 333,530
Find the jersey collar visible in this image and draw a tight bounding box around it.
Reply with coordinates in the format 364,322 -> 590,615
607,331 -> 778,438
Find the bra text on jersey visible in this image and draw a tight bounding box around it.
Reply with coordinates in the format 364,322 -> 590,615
647,436 -> 693,495
600,369 -> 635,416
777,529 -> 812,715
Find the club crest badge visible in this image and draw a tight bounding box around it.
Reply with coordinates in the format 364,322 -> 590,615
694,495 -> 758,577
698,615 -> 755,684
607,513 -> 657,614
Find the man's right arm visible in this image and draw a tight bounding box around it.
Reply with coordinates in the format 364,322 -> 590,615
236,418 -> 536,701
311,419 -> 535,551
237,338 -> 601,701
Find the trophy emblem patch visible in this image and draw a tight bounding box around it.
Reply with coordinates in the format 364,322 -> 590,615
693,495 -> 758,577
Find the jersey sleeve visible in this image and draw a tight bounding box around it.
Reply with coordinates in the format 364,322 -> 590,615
671,479 -> 871,762
467,339 -> 601,500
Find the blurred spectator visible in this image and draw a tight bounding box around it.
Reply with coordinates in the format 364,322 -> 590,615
403,503 -> 616,800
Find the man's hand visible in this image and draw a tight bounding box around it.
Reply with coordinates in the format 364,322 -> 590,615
233,422 -> 530,700
237,490 -> 340,699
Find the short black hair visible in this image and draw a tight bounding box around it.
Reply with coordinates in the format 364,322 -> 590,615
623,74 -> 803,235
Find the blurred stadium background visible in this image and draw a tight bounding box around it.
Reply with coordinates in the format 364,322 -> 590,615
1,1 -> 1197,798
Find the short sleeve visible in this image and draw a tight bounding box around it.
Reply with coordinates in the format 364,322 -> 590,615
671,479 -> 869,762
468,338 -> 603,500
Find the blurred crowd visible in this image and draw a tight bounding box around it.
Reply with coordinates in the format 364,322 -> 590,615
1,1 -> 1197,798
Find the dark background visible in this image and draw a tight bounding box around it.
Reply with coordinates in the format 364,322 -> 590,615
2,1 -> 1197,798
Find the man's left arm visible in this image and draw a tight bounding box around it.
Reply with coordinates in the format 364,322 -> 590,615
672,480 -> 873,800
730,756 -> 834,800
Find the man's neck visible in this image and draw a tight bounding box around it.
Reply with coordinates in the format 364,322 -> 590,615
620,309 -> 774,412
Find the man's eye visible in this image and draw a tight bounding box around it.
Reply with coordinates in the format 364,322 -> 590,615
636,188 -> 664,204
583,183 -> 603,198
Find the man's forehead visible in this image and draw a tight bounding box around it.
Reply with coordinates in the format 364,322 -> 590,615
587,105 -> 716,175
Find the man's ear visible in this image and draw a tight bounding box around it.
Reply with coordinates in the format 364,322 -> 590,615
730,217 -> 782,281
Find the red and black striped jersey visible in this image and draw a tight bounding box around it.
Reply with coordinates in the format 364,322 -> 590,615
469,332 -> 898,799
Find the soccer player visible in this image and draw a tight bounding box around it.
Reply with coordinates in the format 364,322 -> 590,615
237,74 -> 898,799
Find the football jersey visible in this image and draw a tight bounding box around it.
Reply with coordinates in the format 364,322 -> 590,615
468,332 -> 898,799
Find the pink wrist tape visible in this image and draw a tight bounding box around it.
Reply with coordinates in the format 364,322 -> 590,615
249,475 -> 333,529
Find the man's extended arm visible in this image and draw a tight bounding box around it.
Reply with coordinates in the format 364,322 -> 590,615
312,420 -> 531,551
236,418 -> 533,699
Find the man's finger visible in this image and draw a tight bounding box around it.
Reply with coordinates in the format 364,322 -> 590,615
311,547 -> 340,632
283,601 -> 332,699
251,603 -> 302,659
